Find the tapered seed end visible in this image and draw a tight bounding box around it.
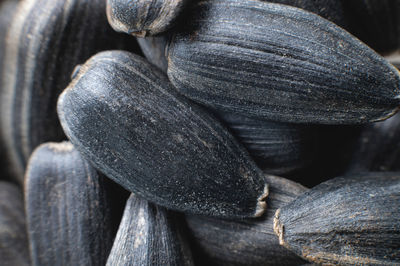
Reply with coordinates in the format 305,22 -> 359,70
129,30 -> 147,38
273,209 -> 288,248
371,105 -> 400,122
254,183 -> 269,217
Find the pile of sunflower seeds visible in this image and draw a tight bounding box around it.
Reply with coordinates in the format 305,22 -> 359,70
0,0 -> 399,265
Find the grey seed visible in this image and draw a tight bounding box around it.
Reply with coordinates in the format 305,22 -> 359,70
216,111 -> 316,175
264,0 -> 347,29
57,50 -> 268,219
341,0 -> 400,54
25,142 -> 114,266
107,0 -> 188,37
348,112 -> 400,173
186,174 -> 307,266
0,0 -> 141,184
0,0 -> 18,182
274,172 -> 400,265
0,181 -> 30,266
167,0 -> 400,125
107,194 -> 194,266
137,35 -> 169,72
0,0 -> 18,89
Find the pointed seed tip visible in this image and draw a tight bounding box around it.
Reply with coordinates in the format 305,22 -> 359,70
372,105 -> 400,123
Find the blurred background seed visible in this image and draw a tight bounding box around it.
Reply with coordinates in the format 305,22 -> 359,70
107,193 -> 194,266
348,113 -> 400,173
0,181 -> 30,266
0,0 -> 141,184
25,142 -> 114,266
0,0 -> 18,183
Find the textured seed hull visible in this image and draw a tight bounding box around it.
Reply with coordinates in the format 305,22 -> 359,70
167,0 -> 400,124
25,142 -> 114,266
186,174 -> 307,266
274,172 -> 400,265
57,51 -> 268,218
0,0 -> 140,183
107,194 -> 194,266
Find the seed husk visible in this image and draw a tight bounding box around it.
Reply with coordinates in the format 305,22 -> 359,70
0,0 -> 141,184
186,174 -> 307,266
265,0 -> 347,29
167,0 -> 400,125
0,0 -> 18,86
106,0 -> 188,37
0,0 -> 18,182
25,142 -> 114,266
216,111 -> 316,175
0,181 -> 30,266
57,50 -> 268,219
347,113 -> 400,173
274,172 -> 400,265
137,35 -> 169,72
107,193 -> 194,266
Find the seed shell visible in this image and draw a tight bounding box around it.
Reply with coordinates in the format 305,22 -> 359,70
0,0 -> 18,182
265,0 -> 346,28
0,0 -> 140,184
106,0 -> 188,36
0,0 -> 18,87
186,174 -> 307,266
216,111 -> 315,174
57,50 -> 268,219
0,181 -> 30,266
348,113 -> 400,173
274,172 -> 400,265
167,0 -> 400,124
107,193 -> 194,266
25,142 -> 114,266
